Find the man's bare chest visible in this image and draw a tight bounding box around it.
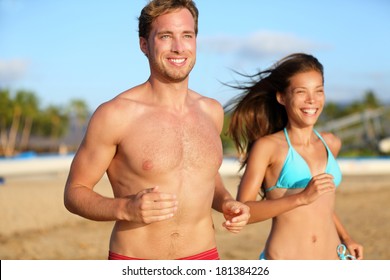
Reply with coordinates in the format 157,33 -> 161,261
119,113 -> 223,173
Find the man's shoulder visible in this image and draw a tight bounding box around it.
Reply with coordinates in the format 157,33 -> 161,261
99,85 -> 146,111
189,90 -> 224,131
90,87 -> 145,125
190,90 -> 222,111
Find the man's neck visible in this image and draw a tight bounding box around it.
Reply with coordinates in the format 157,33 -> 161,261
145,78 -> 191,111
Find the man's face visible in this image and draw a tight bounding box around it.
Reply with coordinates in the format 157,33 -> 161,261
141,8 -> 196,83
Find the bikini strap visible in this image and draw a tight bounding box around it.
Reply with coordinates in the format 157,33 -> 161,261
313,129 -> 322,140
283,127 -> 292,147
264,185 -> 276,192
313,129 -> 330,151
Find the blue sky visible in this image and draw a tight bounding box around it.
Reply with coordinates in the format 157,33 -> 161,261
1,0 -> 389,112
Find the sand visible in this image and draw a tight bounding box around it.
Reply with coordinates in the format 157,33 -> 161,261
0,172 -> 389,260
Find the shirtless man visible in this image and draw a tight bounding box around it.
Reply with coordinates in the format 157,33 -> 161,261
64,0 -> 249,260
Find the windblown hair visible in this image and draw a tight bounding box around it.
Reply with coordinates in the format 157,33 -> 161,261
138,0 -> 199,39
225,53 -> 324,170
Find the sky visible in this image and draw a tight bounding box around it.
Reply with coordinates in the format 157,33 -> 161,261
1,0 -> 390,112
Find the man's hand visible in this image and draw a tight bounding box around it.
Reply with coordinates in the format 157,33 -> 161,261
221,199 -> 250,233
127,186 -> 178,224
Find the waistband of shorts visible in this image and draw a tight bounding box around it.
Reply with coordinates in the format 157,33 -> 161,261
109,247 -> 220,260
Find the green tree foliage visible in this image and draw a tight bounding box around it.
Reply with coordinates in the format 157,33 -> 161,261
322,90 -> 382,122
0,88 -> 90,157
220,113 -> 236,156
14,90 -> 39,150
33,105 -> 69,139
67,99 -> 89,127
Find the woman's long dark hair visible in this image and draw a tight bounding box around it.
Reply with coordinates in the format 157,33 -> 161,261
224,53 -> 324,170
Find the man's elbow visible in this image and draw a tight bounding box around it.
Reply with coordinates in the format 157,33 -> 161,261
63,186 -> 77,214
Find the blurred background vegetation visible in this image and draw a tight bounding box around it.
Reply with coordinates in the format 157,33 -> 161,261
1,87 -> 389,158
0,88 -> 88,157
221,90 -> 390,157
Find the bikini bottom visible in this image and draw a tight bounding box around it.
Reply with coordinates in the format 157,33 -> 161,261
258,244 -> 356,260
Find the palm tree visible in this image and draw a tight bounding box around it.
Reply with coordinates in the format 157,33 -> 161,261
0,89 -> 13,156
43,105 -> 69,151
15,90 -> 39,151
363,90 -> 380,109
67,99 -> 89,129
0,89 -> 40,156
0,89 -> 24,157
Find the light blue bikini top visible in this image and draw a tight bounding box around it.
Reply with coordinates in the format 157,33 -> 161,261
265,128 -> 342,192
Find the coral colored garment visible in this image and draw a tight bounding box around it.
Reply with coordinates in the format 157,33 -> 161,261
108,247 -> 220,260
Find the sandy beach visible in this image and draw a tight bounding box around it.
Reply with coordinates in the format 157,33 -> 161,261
0,172 -> 389,260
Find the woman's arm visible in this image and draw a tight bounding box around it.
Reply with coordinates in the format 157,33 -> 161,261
238,137 -> 336,223
333,213 -> 364,259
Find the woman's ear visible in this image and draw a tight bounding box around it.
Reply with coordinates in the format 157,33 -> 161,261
276,92 -> 285,105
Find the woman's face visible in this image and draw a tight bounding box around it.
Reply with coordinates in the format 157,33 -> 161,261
277,70 -> 325,128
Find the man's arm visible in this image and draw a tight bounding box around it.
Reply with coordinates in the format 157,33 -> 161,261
64,103 -> 125,221
204,96 -> 249,232
64,102 -> 177,223
212,173 -> 250,233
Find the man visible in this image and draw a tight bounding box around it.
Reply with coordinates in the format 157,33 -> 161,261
64,0 -> 249,260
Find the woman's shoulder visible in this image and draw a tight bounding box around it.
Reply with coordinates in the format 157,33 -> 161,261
247,130 -> 288,169
318,131 -> 342,155
252,130 -> 287,152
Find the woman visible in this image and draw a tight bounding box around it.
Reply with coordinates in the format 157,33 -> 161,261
225,53 -> 363,260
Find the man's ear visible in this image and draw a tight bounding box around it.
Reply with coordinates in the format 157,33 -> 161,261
139,37 -> 148,57
276,92 -> 285,105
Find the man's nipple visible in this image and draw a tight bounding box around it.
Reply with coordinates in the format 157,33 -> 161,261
142,160 -> 154,171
